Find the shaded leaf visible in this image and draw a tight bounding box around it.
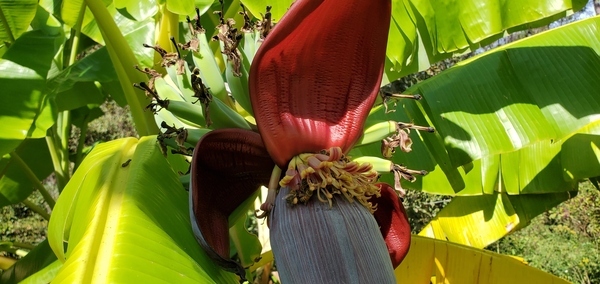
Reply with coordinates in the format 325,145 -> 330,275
54,81 -> 106,111
0,30 -> 62,150
20,260 -> 61,284
0,0 -> 37,44
0,139 -> 53,207
47,47 -> 118,94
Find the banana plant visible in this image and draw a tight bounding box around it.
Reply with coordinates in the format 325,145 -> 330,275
1,0 -> 599,283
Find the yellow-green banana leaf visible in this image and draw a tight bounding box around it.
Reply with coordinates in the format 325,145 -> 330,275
47,136 -> 238,283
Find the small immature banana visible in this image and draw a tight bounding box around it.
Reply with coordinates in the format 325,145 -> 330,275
154,77 -> 207,128
355,120 -> 397,147
225,60 -> 253,116
208,97 -> 252,130
240,31 -> 258,69
163,100 -> 207,129
352,156 -> 393,173
154,77 -> 185,101
186,128 -> 212,145
158,124 -> 211,156
165,62 -> 196,102
191,32 -> 230,105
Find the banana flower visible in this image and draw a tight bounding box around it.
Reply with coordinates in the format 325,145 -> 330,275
190,0 -> 411,282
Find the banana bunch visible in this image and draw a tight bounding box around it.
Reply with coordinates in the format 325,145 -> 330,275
133,5 -> 271,156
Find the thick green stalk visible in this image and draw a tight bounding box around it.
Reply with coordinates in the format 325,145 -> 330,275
84,0 -> 159,136
74,114 -> 90,171
56,0 -> 86,177
21,199 -> 51,220
11,152 -> 56,209
68,3 -> 87,66
56,112 -> 71,186
10,242 -> 35,250
45,133 -> 68,190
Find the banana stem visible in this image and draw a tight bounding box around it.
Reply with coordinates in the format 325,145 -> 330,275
10,152 -> 56,209
10,242 -> 35,250
84,0 -> 158,136
21,199 -> 51,220
69,2 -> 87,66
45,134 -> 68,191
74,113 -> 90,171
50,2 -> 86,185
56,111 -> 72,186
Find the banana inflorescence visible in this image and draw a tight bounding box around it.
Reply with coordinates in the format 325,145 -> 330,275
133,2 -> 436,280
135,1 -> 432,203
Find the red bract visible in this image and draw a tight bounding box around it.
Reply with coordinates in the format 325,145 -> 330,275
190,129 -> 275,279
249,0 -> 392,168
372,183 -> 412,267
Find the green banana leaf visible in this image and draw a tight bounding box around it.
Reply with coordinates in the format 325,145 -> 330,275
47,136 -> 238,283
0,0 -> 37,53
0,30 -> 62,155
383,0 -> 589,81
59,0 -> 157,46
47,46 -> 122,110
239,0 -> 586,82
114,0 -> 158,21
357,16 -> 600,196
20,261 -> 62,284
394,235 -> 569,283
166,0 -> 213,15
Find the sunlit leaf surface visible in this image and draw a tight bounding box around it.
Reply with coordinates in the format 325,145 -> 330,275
0,31 -> 61,147
419,191 -> 575,248
395,236 -> 569,283
47,136 -> 237,283
357,17 -> 600,196
0,139 -> 53,207
60,0 -> 155,67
